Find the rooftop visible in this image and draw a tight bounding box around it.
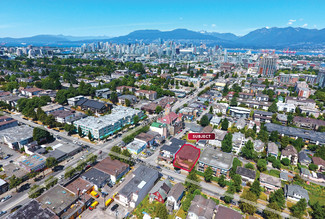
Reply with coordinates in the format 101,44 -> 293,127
93,157 -> 129,177
260,173 -> 281,187
0,125 -> 33,143
6,200 -> 57,219
199,148 -> 234,170
81,168 -> 110,187
188,195 -> 217,219
119,165 -> 159,198
215,205 -> 243,219
236,166 -> 256,179
36,185 -> 77,215
74,106 -> 141,130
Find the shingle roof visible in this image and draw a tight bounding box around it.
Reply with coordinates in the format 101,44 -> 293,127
168,183 -> 185,200
188,195 -> 217,219
236,167 -> 256,180
215,205 -> 243,219
284,184 -> 309,202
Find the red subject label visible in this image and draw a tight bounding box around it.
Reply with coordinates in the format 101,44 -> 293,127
188,133 -> 215,142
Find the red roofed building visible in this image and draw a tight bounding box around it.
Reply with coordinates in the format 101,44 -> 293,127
158,104 -> 183,135
20,87 -> 43,97
174,144 -> 200,171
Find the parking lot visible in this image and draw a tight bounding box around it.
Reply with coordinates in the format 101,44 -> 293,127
0,143 -> 22,167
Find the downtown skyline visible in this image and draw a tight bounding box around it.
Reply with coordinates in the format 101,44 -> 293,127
0,0 -> 324,38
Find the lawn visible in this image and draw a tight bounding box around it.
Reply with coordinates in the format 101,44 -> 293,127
304,183 -> 325,206
266,169 -> 280,177
259,192 -> 268,201
175,208 -> 187,219
133,195 -> 160,218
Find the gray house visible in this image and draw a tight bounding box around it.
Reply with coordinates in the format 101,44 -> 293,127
284,184 -> 309,202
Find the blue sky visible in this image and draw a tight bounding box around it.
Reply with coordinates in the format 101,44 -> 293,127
1,0 -> 324,37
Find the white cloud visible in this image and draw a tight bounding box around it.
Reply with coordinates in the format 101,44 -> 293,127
302,23 -> 308,27
211,24 -> 216,27
288,19 -> 296,25
266,26 -> 270,29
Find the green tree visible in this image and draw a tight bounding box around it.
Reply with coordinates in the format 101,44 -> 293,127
250,180 -> 261,198
293,137 -> 304,152
269,189 -> 285,209
185,170 -> 200,193
28,184 -> 44,198
230,96 -> 238,106
257,159 -> 267,172
310,201 -> 325,219
88,131 -> 92,141
209,106 -> 213,114
125,98 -> 131,107
272,159 -> 281,169
45,176 -> 58,190
33,127 -> 52,144
218,175 -> 226,187
230,158 -> 242,177
241,140 -> 256,160
221,118 -> 229,130
78,126 -> 82,137
281,158 -> 290,166
239,191 -> 257,215
155,203 -> 168,219
290,198 -> 307,218
64,167 -> 76,179
232,174 -> 242,192
203,167 -> 213,182
155,105 -> 163,114
110,91 -> 118,104
309,163 -> 318,171
133,115 -> 140,125
45,157 -> 58,169
221,133 -> 233,153
263,202 -> 281,219
280,136 -> 290,150
9,175 -> 22,192
200,115 -> 210,127
268,102 -> 278,113
244,163 -> 255,170
269,131 -> 279,142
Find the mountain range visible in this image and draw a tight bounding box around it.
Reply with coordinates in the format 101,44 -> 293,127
1,27 -> 325,49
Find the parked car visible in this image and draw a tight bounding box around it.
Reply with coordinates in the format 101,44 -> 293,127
0,211 -> 7,216
111,204 -> 119,212
101,191 -> 108,197
168,176 -> 174,181
1,195 -> 12,202
10,205 -> 22,213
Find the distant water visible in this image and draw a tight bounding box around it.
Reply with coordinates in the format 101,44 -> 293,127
226,49 -> 325,56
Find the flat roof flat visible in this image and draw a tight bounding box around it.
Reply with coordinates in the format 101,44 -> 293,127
199,148 -> 234,170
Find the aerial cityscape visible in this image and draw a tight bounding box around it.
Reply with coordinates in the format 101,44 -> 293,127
0,1 -> 325,219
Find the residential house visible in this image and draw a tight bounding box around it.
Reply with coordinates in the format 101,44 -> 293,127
134,132 -> 156,148
215,205 -> 243,219
265,123 -> 325,145
93,157 -> 130,184
149,179 -> 172,203
141,102 -> 158,114
232,132 -> 246,154
239,92 -> 254,100
20,87 -> 43,97
118,165 -> 159,208
159,139 -> 186,163
235,117 -> 246,129
236,167 -> 256,183
0,95 -> 22,107
284,184 -> 309,202
76,99 -> 112,114
298,151 -> 312,166
293,116 -> 325,131
281,145 -> 298,165
50,110 -> 75,124
187,195 -> 217,219
0,116 -> 18,131
254,140 -> 265,153
67,95 -> 85,106
174,144 -> 200,171
312,157 -> 325,172
277,102 -> 295,113
210,116 -> 222,127
229,107 -> 251,119
259,173 -> 281,191
166,183 -> 185,212
277,114 -> 288,125
198,148 -> 234,179
116,86 -> 135,93
255,94 -> 269,101
208,129 -> 227,147
253,110 -> 273,123
135,90 -> 157,100
211,103 -> 229,115
300,168 -> 311,178
41,104 -> 64,115
267,142 -> 279,158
